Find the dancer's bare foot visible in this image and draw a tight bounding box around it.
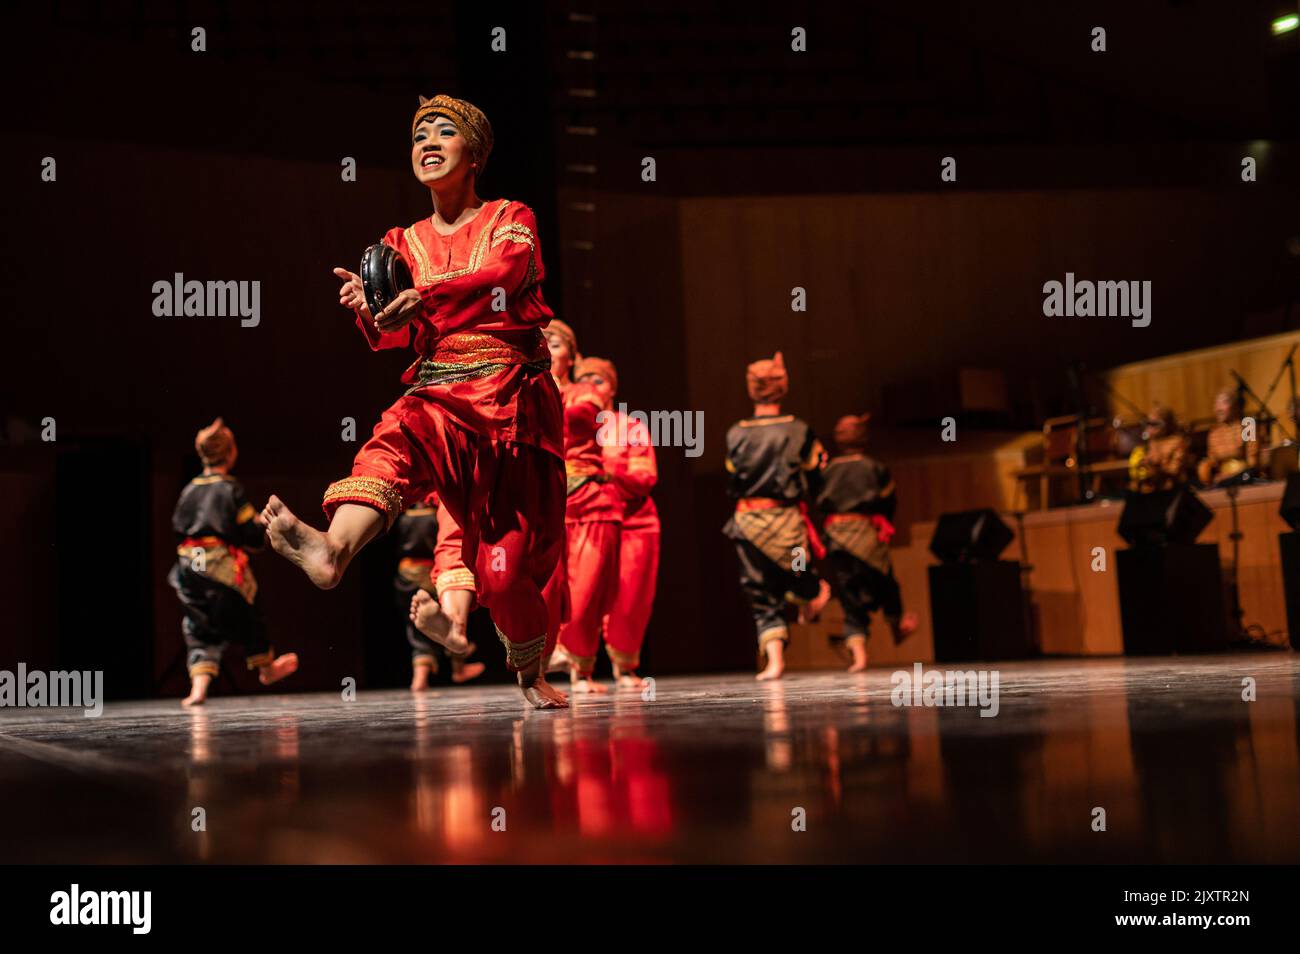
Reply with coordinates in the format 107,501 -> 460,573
756,641 -> 785,681
572,675 -> 609,694
517,662 -> 569,709
258,653 -> 299,686
798,579 -> 833,623
410,660 -> 433,691
847,640 -> 869,673
890,611 -> 919,645
612,664 -> 648,690
262,496 -> 343,589
450,656 -> 485,684
182,674 -> 211,707
546,643 -> 573,673
409,591 -> 471,655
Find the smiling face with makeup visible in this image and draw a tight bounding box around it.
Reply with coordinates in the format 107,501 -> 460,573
411,114 -> 474,188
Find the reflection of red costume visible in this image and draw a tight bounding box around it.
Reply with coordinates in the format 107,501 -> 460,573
553,383 -> 623,676
323,199 -> 564,670
601,412 -> 659,671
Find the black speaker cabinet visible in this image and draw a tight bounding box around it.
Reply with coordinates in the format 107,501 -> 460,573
1118,488 -> 1213,546
928,560 -> 1032,662
1281,475 -> 1300,531
929,509 -> 1014,563
1116,543 -> 1229,654
1280,532 -> 1300,648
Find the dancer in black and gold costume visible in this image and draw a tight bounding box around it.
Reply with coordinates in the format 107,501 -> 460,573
816,413 -> 918,672
168,419 -> 298,706
723,352 -> 831,681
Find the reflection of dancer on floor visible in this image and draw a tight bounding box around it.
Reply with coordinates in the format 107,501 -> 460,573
169,419 -> 298,706
395,494 -> 485,690
258,94 -> 568,709
816,414 -> 917,672
722,352 -> 832,681
547,357 -> 623,694
598,365 -> 659,690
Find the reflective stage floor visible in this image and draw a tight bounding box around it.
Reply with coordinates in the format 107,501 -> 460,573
1,655 -> 1298,864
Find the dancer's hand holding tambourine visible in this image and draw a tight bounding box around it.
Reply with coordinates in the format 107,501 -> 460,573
333,266 -> 372,322
373,288 -> 423,334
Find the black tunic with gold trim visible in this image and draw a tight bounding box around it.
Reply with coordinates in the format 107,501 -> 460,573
815,454 -> 905,641
722,414 -> 825,649
167,474 -> 271,678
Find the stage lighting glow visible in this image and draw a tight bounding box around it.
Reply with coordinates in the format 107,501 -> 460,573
1272,14 -> 1299,35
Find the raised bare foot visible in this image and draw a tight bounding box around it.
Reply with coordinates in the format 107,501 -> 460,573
450,659 -> 486,684
798,579 -> 833,623
262,496 -> 343,589
182,674 -> 211,707
409,591 -> 471,655
258,652 -> 299,686
891,611 -> 919,644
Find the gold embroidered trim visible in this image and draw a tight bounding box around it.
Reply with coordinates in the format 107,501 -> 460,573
245,650 -> 275,670
496,625 -> 546,670
435,567 -> 476,594
604,644 -> 639,669
758,625 -> 789,648
188,662 -> 220,678
843,634 -> 869,647
412,654 -> 437,669
491,222 -> 539,288
404,200 -> 512,287
557,641 -> 597,674
739,415 -> 794,428
627,457 -> 654,471
236,502 -> 257,524
323,475 -> 404,527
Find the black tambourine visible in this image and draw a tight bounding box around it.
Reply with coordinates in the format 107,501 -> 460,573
360,243 -> 414,318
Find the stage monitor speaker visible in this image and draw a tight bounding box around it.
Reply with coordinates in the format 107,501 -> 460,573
928,561 -> 1033,661
1117,543 -> 1230,654
929,508 -> 1014,563
1280,474 -> 1300,531
1279,532 -> 1300,647
1117,488 -> 1212,547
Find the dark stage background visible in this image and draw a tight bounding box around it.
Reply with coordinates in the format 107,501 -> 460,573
1,1 -> 1297,698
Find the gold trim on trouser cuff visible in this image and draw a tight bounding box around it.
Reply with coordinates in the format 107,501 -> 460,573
605,643 -> 639,670
246,649 -> 275,669
843,634 -> 868,648
189,662 -> 220,678
412,654 -> 438,672
323,475 -> 405,529
435,567 -> 477,595
557,641 -> 597,675
496,626 -> 546,670
758,626 -> 789,650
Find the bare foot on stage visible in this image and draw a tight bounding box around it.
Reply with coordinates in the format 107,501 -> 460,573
847,641 -> 869,673
258,653 -> 299,686
546,644 -> 572,673
572,676 -> 609,694
182,674 -> 211,707
451,657 -> 486,683
756,641 -> 785,681
518,663 -> 570,709
409,591 -> 473,657
616,673 -> 648,690
262,496 -> 343,589
798,579 -> 833,623
410,662 -> 433,691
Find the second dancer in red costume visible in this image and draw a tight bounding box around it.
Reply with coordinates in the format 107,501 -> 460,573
261,94 -> 568,709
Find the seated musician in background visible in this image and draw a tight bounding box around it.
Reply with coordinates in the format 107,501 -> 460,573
1196,390 -> 1262,487
1129,403 -> 1190,493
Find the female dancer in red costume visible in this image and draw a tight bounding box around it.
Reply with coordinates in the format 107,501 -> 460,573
260,94 -> 567,708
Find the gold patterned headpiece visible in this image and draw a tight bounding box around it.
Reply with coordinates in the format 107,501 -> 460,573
195,417 -> 236,467
746,351 -> 789,403
575,355 -> 618,395
412,94 -> 494,176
